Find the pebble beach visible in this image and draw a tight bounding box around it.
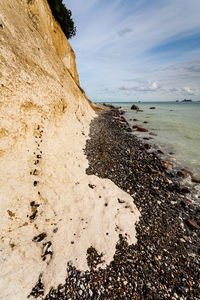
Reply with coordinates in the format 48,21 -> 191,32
30,106 -> 200,299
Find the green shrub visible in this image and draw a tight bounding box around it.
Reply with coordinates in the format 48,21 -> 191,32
47,0 -> 76,39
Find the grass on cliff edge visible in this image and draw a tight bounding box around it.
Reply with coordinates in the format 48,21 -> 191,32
47,0 -> 76,39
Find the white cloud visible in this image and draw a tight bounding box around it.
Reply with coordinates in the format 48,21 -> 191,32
119,82 -> 159,93
183,87 -> 197,95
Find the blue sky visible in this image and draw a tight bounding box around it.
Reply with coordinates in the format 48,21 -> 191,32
66,0 -> 200,102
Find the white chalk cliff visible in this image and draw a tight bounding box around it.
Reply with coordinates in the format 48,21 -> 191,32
0,0 -> 140,299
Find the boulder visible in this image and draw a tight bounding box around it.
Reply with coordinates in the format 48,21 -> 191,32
137,127 -> 148,132
177,170 -> 188,178
191,175 -> 200,183
186,218 -> 200,230
157,146 -> 164,154
149,132 -> 157,136
162,161 -> 172,170
143,137 -> 149,140
144,144 -> 151,150
149,107 -> 156,109
147,166 -> 159,174
120,116 -> 127,123
181,187 -> 191,194
131,104 -> 139,110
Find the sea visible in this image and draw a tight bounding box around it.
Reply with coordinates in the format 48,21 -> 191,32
106,101 -> 200,203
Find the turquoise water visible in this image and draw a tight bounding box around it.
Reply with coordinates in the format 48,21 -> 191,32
107,102 -> 200,177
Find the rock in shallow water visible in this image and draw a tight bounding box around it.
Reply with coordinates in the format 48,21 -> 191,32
131,104 -> 139,110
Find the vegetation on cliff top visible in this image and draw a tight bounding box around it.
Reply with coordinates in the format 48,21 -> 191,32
47,0 -> 76,39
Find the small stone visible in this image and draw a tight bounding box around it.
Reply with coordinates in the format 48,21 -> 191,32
191,175 -> 200,183
181,187 -> 190,194
80,284 -> 85,290
137,126 -> 148,132
186,218 -> 200,230
177,170 -> 187,178
32,232 -> 47,242
144,144 -> 151,150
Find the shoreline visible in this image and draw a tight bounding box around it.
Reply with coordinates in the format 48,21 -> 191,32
31,106 -> 199,299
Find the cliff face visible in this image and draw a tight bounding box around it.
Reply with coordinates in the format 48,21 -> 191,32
22,0 -> 80,84
0,1 -> 139,299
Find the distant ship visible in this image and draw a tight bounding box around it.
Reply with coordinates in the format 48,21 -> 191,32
182,99 -> 192,102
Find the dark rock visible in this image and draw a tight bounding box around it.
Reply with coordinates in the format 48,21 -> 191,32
30,201 -> 40,207
0,24 -> 4,29
143,137 -> 151,140
131,104 -> 139,110
144,144 -> 151,150
186,218 -> 200,230
120,116 -> 127,123
157,146 -> 164,154
133,118 -> 138,121
162,161 -> 171,169
149,107 -> 156,109
33,233 -> 47,243
181,168 -> 193,175
28,274 -> 44,298
149,132 -> 157,136
181,187 -> 191,194
88,183 -> 96,189
191,175 -> 200,183
118,198 -> 125,204
33,169 -> 38,176
177,170 -> 187,178
33,181 -> 38,187
147,166 -> 159,174
30,210 -> 37,220
42,241 -> 53,261
137,127 -> 148,132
